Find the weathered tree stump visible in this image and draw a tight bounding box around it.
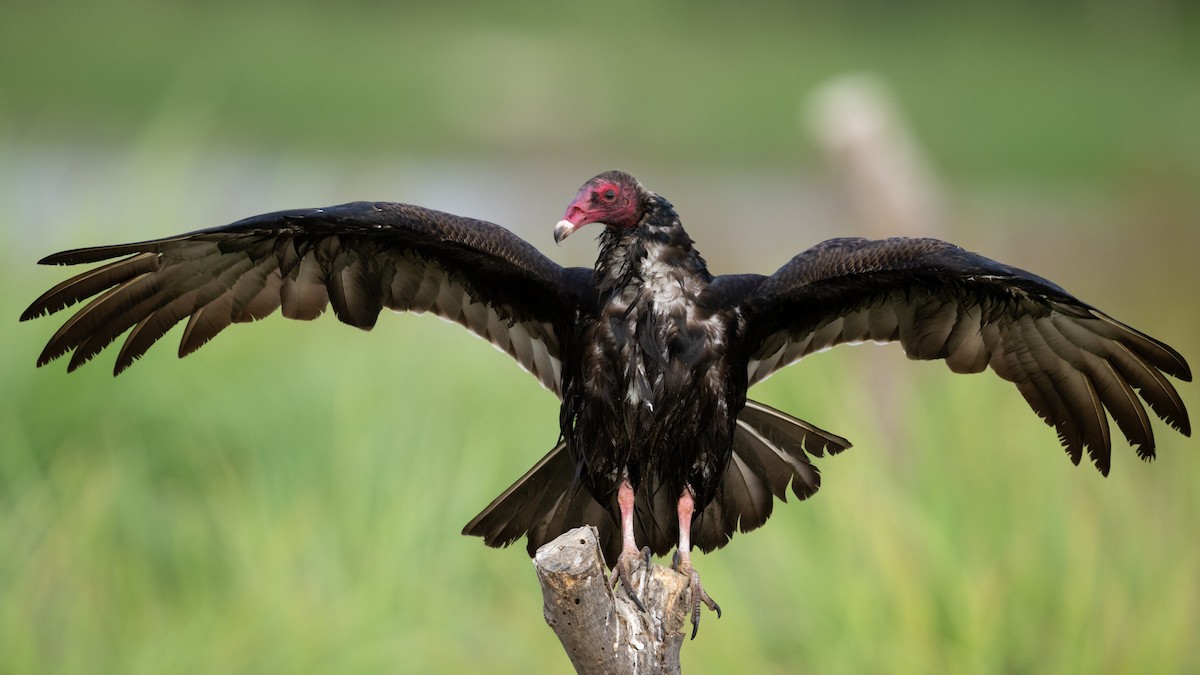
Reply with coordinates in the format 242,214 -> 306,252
534,526 -> 692,674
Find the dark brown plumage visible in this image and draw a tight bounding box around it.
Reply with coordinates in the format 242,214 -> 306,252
21,170 -> 1191,635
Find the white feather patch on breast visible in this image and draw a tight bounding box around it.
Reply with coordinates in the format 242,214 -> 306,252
616,239 -> 729,412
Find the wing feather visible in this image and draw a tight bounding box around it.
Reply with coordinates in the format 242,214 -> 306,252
23,201 -> 593,395
738,236 -> 1190,474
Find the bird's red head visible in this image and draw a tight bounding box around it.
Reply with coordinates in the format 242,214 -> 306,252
554,171 -> 644,244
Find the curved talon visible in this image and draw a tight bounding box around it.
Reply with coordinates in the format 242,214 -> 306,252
613,548 -> 648,613
679,563 -> 721,639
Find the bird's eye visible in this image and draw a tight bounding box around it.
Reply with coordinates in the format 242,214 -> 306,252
601,188 -> 617,202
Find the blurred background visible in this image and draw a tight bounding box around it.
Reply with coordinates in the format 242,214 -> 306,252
3,1 -> 1198,673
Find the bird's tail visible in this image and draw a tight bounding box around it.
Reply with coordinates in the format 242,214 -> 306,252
462,399 -> 851,565
691,399 -> 851,552
461,442 -> 624,563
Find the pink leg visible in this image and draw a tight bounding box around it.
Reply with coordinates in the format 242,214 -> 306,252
612,477 -> 650,611
673,486 -> 721,639
619,477 -> 639,556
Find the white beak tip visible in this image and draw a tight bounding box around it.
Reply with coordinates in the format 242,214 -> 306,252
553,219 -> 577,244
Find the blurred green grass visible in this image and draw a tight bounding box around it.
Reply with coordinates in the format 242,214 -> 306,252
2,0 -> 1199,184
3,1 -> 1199,673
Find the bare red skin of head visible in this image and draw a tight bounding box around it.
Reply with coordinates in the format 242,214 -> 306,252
554,172 -> 642,243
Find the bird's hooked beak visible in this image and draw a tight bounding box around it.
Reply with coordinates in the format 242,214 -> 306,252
553,219 -> 580,245
553,203 -> 593,245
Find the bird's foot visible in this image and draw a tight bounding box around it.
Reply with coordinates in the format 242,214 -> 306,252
672,551 -> 722,639
612,545 -> 652,612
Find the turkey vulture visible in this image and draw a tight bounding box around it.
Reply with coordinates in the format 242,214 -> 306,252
21,170 -> 1192,637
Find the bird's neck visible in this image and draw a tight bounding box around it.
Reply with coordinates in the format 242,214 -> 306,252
595,195 -> 711,299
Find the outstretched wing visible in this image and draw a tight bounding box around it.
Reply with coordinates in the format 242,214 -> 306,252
738,236 -> 1192,474
21,201 -> 594,396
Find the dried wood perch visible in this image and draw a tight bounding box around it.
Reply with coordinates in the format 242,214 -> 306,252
534,526 -> 692,675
